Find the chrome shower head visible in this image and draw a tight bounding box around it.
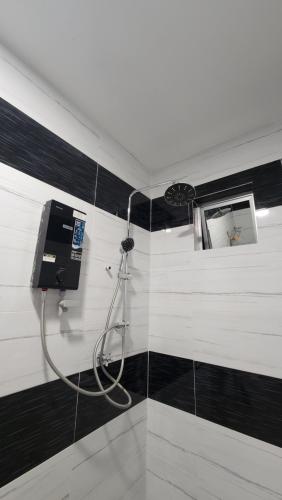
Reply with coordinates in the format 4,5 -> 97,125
164,183 -> 196,207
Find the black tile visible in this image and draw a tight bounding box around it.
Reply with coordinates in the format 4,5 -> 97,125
0,375 -> 78,488
95,165 -> 150,231
118,351 -> 148,398
75,352 -> 148,441
0,98 -> 97,204
195,362 -> 282,448
151,160 -> 282,231
195,160 -> 282,209
148,351 -> 195,413
151,197 -> 192,231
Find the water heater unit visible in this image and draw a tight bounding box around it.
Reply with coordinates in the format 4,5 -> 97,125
32,200 -> 86,290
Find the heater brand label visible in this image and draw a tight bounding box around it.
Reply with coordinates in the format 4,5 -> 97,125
43,253 -> 56,263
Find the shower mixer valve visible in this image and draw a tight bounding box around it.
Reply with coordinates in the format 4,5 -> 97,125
98,353 -> 113,367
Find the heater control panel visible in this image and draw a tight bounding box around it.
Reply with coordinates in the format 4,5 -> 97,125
32,200 -> 86,290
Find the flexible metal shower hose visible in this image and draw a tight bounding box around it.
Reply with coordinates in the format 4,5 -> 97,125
40,253 -> 132,409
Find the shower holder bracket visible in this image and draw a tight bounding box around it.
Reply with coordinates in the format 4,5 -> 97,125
115,321 -> 130,330
118,272 -> 132,280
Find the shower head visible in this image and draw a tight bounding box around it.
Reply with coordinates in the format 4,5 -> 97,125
121,237 -> 135,253
210,207 -> 231,219
164,183 -> 196,207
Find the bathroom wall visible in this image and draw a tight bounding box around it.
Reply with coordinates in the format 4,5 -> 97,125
2,40 -> 282,500
148,155 -> 282,499
0,44 -> 149,500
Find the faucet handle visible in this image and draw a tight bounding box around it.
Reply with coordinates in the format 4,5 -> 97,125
98,352 -> 113,367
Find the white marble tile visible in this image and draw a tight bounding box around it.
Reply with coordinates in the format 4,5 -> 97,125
195,415 -> 282,500
0,331 -> 82,397
0,446 -> 73,500
149,287 -> 194,358
81,455 -> 145,500
0,163 -> 90,220
147,400 -> 282,500
120,474 -> 146,500
71,401 -> 146,500
193,293 -> 282,377
146,469 -> 197,500
151,225 -> 194,256
147,452 -> 198,499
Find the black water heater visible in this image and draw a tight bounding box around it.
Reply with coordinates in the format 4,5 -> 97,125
32,200 -> 86,290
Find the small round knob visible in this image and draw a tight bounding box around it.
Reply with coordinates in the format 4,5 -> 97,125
56,268 -> 65,285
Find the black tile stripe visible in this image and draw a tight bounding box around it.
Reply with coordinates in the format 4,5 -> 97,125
195,160 -> 282,209
0,98 -> 98,204
0,374 -> 79,488
151,160 -> 282,231
148,351 -> 282,449
195,361 -> 282,448
0,97 -> 150,230
1,350 -> 282,489
0,352 -> 147,488
148,351 -> 195,414
151,197 -> 192,232
75,352 -> 148,441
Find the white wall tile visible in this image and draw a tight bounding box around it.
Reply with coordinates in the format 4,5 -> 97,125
0,446 -> 73,500
147,399 -> 282,500
121,475 -> 146,500
71,401 -> 147,500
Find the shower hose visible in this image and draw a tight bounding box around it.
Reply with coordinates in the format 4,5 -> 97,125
40,252 -> 132,409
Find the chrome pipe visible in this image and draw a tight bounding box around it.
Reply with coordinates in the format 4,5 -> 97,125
127,179 -> 176,237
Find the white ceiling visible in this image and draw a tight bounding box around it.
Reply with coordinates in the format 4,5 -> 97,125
0,0 -> 282,171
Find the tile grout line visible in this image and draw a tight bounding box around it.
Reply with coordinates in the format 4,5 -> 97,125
93,163 -> 99,206
146,350 -> 150,398
72,372 -> 81,443
193,360 -> 197,416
